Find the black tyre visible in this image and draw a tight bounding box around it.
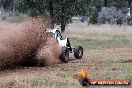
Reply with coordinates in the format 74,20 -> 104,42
74,45 -> 83,59
60,47 -> 69,63
79,77 -> 90,86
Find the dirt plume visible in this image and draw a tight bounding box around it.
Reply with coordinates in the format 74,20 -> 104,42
36,37 -> 62,66
0,18 -> 62,70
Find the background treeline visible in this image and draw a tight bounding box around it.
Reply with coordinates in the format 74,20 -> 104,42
0,0 -> 132,32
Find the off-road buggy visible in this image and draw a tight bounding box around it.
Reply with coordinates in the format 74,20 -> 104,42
48,29 -> 83,63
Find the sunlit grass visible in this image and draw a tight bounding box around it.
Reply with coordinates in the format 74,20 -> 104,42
70,35 -> 132,49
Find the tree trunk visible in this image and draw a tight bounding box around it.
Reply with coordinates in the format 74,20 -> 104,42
60,15 -> 66,33
49,0 -> 54,29
60,1 -> 66,33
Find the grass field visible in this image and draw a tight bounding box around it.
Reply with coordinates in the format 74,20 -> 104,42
0,20 -> 132,88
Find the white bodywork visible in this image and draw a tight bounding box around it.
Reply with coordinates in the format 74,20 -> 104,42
57,37 -> 68,47
47,29 -> 68,47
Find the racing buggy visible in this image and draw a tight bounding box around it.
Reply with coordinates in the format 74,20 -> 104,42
48,29 -> 83,63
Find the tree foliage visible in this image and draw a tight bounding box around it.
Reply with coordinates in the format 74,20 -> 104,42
18,0 -> 76,32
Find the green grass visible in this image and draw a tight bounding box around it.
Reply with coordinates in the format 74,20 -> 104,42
70,35 -> 131,49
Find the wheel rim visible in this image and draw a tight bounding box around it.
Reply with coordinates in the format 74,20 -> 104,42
79,49 -> 83,57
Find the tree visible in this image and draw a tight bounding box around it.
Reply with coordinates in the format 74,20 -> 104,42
18,0 -> 76,32
2,0 -> 132,29
74,0 -> 104,24
59,0 -> 76,32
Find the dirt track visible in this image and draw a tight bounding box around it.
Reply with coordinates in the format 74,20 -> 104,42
0,48 -> 131,88
0,21 -> 132,88
0,48 -> 132,88
0,55 -> 132,88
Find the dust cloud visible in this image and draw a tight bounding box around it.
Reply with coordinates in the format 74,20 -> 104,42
0,18 -> 62,70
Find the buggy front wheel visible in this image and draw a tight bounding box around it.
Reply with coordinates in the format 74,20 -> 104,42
74,45 -> 83,59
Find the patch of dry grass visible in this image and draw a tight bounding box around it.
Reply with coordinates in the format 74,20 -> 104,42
1,15 -> 30,23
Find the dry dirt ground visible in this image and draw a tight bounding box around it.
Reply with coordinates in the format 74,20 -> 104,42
0,20 -> 132,88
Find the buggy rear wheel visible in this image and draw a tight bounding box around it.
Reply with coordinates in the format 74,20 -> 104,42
60,47 -> 69,63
